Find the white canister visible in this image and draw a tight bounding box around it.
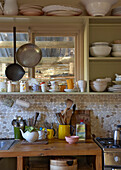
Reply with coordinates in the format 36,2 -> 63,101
7,81 -> 12,92
20,81 -> 27,92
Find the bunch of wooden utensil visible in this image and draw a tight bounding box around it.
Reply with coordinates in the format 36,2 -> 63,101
56,99 -> 76,125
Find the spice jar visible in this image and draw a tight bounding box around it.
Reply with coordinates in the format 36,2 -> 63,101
12,81 -> 20,92
20,81 -> 27,92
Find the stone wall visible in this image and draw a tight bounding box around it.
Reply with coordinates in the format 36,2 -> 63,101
0,94 -> 121,138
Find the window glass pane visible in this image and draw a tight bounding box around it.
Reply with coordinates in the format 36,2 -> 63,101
0,32 -> 28,80
35,36 -> 75,84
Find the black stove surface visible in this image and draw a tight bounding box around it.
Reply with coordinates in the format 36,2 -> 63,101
95,137 -> 121,149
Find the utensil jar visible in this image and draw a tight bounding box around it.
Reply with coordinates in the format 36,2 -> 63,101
58,125 -> 71,139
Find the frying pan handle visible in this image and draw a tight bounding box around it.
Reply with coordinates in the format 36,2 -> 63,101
13,27 -> 16,64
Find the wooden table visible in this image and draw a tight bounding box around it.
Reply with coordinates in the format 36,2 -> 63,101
0,139 -> 102,170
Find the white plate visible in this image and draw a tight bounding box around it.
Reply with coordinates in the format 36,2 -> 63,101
112,81 -> 121,85
91,42 -> 109,46
49,89 -> 60,92
42,5 -> 82,13
46,10 -> 82,16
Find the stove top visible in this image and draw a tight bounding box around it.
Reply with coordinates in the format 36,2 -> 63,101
95,137 -> 121,167
95,137 -> 121,149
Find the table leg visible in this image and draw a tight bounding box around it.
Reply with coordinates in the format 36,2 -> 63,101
17,156 -> 23,170
96,154 -> 102,170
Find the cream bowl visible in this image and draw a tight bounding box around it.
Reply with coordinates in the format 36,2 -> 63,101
90,84 -> 107,92
80,0 -> 118,16
90,46 -> 111,57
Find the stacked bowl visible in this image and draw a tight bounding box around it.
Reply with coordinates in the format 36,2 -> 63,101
90,42 -> 111,57
111,42 -> 121,57
90,80 -> 108,92
90,80 -> 107,92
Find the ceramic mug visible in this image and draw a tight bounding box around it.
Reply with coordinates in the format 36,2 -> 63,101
47,129 -> 55,139
58,125 -> 74,139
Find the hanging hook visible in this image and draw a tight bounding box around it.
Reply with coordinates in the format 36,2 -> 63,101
28,26 -> 31,42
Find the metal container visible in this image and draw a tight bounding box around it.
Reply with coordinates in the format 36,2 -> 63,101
114,129 -> 120,145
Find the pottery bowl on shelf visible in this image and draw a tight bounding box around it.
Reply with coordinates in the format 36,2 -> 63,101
80,0 -> 118,16
90,81 -> 107,92
65,136 -> 79,144
90,46 -> 111,57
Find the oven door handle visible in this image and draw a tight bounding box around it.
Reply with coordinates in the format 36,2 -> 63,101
112,169 -> 121,170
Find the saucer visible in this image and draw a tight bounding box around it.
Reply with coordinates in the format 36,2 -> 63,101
49,89 -> 60,92
64,89 -> 78,92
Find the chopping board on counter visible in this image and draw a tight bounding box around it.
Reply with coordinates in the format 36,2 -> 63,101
71,110 -> 91,139
21,140 -> 48,145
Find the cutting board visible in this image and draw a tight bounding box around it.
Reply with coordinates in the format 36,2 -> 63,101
21,140 -> 48,145
71,110 -> 91,139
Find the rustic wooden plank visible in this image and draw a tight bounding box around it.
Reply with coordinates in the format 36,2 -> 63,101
0,56 -> 74,64
0,41 -> 74,48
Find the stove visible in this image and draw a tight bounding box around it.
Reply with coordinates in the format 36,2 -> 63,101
95,137 -> 121,170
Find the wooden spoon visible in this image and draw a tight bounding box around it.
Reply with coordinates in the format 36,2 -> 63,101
66,109 -> 73,125
61,99 -> 73,116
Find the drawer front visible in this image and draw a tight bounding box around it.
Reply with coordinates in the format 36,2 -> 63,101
104,152 -> 121,166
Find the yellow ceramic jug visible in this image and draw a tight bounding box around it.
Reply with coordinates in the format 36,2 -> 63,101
47,129 -> 55,139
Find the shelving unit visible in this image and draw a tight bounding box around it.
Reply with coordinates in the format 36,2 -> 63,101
83,17 -> 121,93
0,16 -> 121,94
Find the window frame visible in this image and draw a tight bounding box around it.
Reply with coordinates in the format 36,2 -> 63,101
30,23 -> 84,81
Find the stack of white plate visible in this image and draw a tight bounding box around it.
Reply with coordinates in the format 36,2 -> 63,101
111,44 -> 121,57
108,85 -> 121,92
19,4 -> 44,16
42,5 -> 82,16
111,6 -> 121,16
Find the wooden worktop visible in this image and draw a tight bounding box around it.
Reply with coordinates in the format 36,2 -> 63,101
0,139 -> 102,170
0,139 -> 100,157
0,139 -> 101,157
